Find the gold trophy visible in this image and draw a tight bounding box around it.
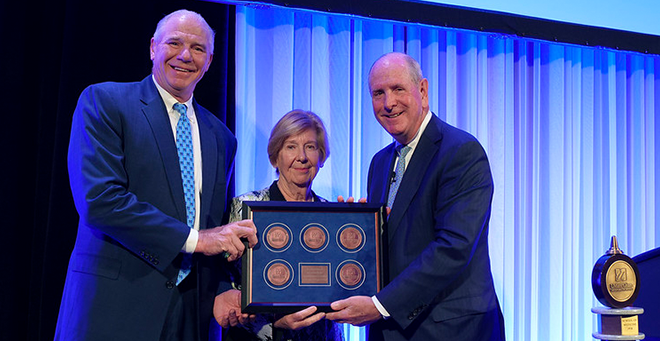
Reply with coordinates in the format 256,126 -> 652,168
591,236 -> 644,340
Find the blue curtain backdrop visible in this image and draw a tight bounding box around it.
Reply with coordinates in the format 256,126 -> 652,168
232,5 -> 660,341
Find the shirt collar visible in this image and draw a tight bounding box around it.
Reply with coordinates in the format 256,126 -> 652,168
152,75 -> 195,120
397,110 -> 433,151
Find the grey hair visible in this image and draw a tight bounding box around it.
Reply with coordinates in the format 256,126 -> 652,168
268,110 -> 330,175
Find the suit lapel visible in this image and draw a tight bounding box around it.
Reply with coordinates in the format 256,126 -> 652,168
370,143 -> 397,205
386,115 -> 443,242
139,77 -> 187,224
195,103 -> 219,230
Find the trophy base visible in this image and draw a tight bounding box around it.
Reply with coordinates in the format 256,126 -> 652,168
592,306 -> 645,340
592,333 -> 645,340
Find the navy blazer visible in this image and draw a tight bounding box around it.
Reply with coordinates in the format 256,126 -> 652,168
368,114 -> 504,341
55,76 -> 237,340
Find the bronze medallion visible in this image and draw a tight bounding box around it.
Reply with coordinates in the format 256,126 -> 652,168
266,225 -> 289,249
267,263 -> 290,286
339,263 -> 362,287
604,260 -> 637,302
340,227 -> 363,250
303,226 -> 326,249
592,236 -> 640,308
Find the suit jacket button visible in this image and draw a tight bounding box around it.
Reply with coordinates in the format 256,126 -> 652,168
166,281 -> 175,289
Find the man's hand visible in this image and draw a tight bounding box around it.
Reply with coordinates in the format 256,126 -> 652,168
214,289 -> 256,328
273,306 -> 326,330
325,296 -> 382,326
196,219 -> 257,261
337,195 -> 367,203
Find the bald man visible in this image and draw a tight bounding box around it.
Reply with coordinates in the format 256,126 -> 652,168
55,10 -> 256,341
327,52 -> 505,341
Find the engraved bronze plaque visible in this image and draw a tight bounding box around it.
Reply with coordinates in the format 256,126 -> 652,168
300,264 -> 330,285
241,202 -> 386,314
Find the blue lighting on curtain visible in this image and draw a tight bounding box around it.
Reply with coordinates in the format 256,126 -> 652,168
233,4 -> 660,340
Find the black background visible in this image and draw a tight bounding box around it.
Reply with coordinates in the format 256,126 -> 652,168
0,0 -> 234,340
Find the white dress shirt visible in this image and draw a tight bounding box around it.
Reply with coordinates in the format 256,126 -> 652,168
372,110 -> 433,318
153,76 -> 202,253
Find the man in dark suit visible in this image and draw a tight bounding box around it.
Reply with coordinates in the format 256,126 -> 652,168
55,9 -> 257,341
327,52 -> 505,340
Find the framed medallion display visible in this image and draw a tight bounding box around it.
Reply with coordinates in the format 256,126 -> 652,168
241,201 -> 387,314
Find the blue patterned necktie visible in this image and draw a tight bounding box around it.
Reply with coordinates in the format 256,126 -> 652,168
387,145 -> 412,208
174,103 -> 195,285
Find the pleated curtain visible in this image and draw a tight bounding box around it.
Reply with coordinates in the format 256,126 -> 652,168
233,5 -> 660,340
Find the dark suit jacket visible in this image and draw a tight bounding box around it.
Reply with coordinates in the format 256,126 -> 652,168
367,114 -> 504,341
55,76 -> 237,341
